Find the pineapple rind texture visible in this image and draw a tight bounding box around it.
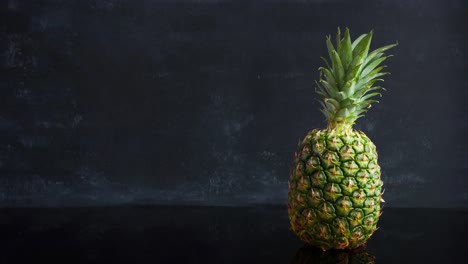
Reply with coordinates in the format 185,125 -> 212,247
288,128 -> 383,250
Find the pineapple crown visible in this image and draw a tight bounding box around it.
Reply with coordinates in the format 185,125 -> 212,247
316,28 -> 397,130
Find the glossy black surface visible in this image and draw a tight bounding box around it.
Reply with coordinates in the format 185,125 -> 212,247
0,206 -> 467,263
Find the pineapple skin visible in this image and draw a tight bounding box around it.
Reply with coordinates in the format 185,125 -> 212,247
288,128 -> 383,250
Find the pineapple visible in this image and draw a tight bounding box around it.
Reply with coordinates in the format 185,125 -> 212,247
288,28 -> 396,250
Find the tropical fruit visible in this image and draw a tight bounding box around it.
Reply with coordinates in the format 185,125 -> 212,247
288,28 -> 396,250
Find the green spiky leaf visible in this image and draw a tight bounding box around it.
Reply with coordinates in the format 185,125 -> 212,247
338,28 -> 353,69
330,50 -> 345,86
315,28 -> 397,127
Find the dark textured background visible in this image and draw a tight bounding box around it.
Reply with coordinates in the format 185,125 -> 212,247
0,0 -> 467,207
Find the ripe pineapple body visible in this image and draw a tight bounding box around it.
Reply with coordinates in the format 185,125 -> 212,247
288,128 -> 383,250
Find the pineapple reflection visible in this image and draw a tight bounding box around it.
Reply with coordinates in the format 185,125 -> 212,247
291,246 -> 375,264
